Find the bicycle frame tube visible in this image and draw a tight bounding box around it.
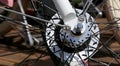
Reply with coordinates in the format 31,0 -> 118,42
52,0 -> 78,30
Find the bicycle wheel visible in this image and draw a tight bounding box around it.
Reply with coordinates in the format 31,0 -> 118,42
1,0 -> 119,66
45,0 -> 99,66
46,9 -> 100,66
44,0 -> 120,66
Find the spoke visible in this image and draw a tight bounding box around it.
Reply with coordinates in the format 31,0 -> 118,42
54,50 -> 61,53
90,58 -> 108,66
0,7 -> 66,27
36,0 -> 57,13
65,53 -> 75,64
76,53 -> 86,66
91,30 -> 120,64
81,0 -> 93,15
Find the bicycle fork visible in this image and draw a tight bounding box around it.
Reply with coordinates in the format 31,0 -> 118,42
52,0 -> 78,31
52,0 -> 101,31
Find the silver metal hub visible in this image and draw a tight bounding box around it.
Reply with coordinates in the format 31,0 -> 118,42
60,18 -> 91,48
46,9 -> 100,66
